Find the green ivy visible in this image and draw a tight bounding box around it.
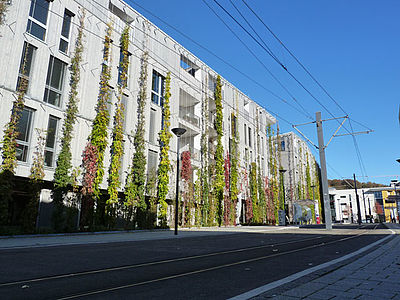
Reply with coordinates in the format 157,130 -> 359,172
214,75 -> 224,226
157,72 -> 172,227
230,110 -> 239,225
125,50 -> 148,228
0,44 -> 29,225
107,25 -> 130,213
80,22 -> 113,228
250,162 -> 258,223
22,129 -> 46,233
52,10 -> 85,230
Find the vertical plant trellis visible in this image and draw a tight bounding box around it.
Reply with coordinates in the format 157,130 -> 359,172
157,72 -> 172,227
0,43 -> 29,225
107,25 -> 130,213
124,50 -> 148,228
52,10 -> 85,229
81,22 -> 113,227
214,75 -> 224,226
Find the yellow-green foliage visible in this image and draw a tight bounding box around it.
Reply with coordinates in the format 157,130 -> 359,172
157,72 -> 172,226
107,25 -> 130,208
88,22 -> 113,200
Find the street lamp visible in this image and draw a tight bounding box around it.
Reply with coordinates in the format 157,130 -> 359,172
172,127 -> 186,235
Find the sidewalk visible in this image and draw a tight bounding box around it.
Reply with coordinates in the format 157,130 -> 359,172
0,225 -> 294,249
245,223 -> 400,299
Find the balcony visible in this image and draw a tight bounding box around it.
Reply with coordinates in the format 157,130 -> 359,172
179,111 -> 200,128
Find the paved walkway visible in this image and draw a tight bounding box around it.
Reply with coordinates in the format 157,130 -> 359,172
246,223 -> 400,300
0,225 -> 295,249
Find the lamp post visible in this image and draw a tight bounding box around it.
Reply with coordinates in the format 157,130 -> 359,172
172,127 -> 186,235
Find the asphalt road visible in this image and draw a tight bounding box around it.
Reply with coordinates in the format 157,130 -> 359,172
0,224 -> 390,300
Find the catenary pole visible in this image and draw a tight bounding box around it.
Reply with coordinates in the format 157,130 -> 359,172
316,112 -> 332,230
353,173 -> 362,225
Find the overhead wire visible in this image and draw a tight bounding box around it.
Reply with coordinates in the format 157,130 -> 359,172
209,0 -> 368,178
240,0 -> 369,178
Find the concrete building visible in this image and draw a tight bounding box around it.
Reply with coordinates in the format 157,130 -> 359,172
279,132 -> 321,222
0,0 -> 279,226
329,187 -> 376,223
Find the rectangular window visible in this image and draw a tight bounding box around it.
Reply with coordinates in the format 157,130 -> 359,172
151,70 -> 165,106
149,108 -> 156,144
244,124 -> 247,145
59,9 -> 74,53
27,0 -> 50,41
281,140 -> 285,151
16,108 -> 34,162
118,50 -> 131,87
248,127 -> 252,148
231,113 -> 237,137
16,42 -> 37,92
147,149 -> 158,175
44,115 -> 59,167
44,56 -> 67,107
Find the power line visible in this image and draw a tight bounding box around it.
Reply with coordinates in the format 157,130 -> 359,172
211,0 -> 369,178
240,0 -> 370,177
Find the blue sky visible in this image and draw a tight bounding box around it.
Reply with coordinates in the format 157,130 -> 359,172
127,0 -> 400,184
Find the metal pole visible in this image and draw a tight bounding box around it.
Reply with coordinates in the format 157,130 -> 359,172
362,190 -> 368,223
353,173 -> 362,225
316,112 -> 332,230
174,138 -> 180,235
366,190 -> 372,223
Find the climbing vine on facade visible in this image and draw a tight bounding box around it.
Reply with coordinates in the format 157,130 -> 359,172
52,10 -> 85,229
214,75 -> 224,226
157,72 -> 172,227
0,0 -> 7,26
22,129 -> 46,232
124,50 -> 148,228
0,45 -> 29,225
80,22 -> 113,227
107,25 -> 130,212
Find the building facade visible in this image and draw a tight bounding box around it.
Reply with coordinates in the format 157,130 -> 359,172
278,132 -> 322,222
0,0 -> 288,228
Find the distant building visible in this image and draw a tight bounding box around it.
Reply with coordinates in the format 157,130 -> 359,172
278,132 -> 321,223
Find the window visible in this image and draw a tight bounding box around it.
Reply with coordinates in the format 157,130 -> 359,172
26,0 -> 50,41
231,113 -> 237,137
281,140 -> 285,151
180,54 -> 199,77
118,50 -> 131,86
208,74 -> 216,91
44,115 -> 59,167
59,9 -> 74,53
149,108 -> 156,144
16,108 -> 34,162
248,127 -> 252,148
16,42 -> 37,92
244,124 -> 247,145
44,56 -> 67,107
147,149 -> 158,175
151,70 -> 164,106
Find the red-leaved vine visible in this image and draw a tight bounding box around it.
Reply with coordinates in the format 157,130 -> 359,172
224,152 -> 230,225
81,143 -> 98,196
